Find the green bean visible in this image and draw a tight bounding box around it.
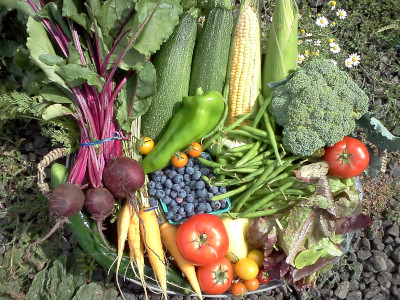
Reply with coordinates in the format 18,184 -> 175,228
262,108 -> 282,165
238,182 -> 293,217
266,172 -> 290,185
234,204 -> 293,218
197,157 -> 224,168
226,143 -> 255,153
236,125 -> 268,139
234,141 -> 261,167
210,183 -> 252,201
252,94 -> 271,128
244,149 -> 274,166
213,167 -> 257,175
227,130 -> 270,142
210,164 -> 271,186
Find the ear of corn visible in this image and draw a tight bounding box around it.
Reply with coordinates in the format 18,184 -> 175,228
226,0 -> 261,125
262,0 -> 298,99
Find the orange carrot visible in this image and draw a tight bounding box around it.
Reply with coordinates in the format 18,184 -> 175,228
116,201 -> 131,299
160,222 -> 203,300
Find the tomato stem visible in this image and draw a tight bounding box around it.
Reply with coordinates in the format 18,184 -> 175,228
338,148 -> 353,166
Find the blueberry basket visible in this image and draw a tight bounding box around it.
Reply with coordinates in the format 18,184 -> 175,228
154,152 -> 231,225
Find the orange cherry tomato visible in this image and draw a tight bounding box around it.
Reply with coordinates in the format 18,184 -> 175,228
244,278 -> 259,291
187,142 -> 202,157
171,152 -> 188,168
231,282 -> 247,298
235,258 -> 259,280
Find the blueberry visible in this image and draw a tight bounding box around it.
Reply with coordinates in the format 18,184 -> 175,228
185,194 -> 194,203
207,192 -> 214,199
210,186 -> 219,194
149,198 -> 158,207
185,166 -> 194,175
169,199 -> 177,207
187,210 -> 196,217
170,191 -> 178,199
153,174 -> 161,182
183,186 -> 191,194
186,159 -> 194,168
178,189 -> 187,198
200,167 -> 210,176
155,182 -> 163,190
185,203 -> 194,213
176,197 -> 184,204
166,210 -> 174,220
172,174 -> 183,184
189,181 -> 197,190
205,203 -> 212,213
164,169 -> 171,175
193,165 -> 200,171
160,175 -> 167,184
162,196 -> 172,205
198,197 -> 207,203
173,214 -> 183,223
171,206 -> 180,214
195,181 -> 205,190
200,152 -> 209,159
148,188 -> 156,196
179,181 -> 185,188
154,170 -> 162,176
177,167 -> 185,175
147,181 -> 156,189
196,188 -> 208,198
211,201 -> 221,210
178,207 -> 185,215
172,183 -> 181,191
195,203 -> 207,214
168,170 -> 177,179
219,186 -> 227,193
192,170 -> 202,181
183,174 -> 191,182
164,188 -> 171,196
155,190 -> 165,199
164,179 -> 173,189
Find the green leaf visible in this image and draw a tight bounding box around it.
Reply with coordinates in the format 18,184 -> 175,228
0,0 -> 41,16
42,104 -> 74,120
116,60 -> 156,132
38,2 -> 72,40
39,54 -> 65,66
132,0 -> 182,57
56,64 -> 103,90
72,282 -> 118,300
294,249 -> 321,270
26,17 -> 71,93
357,113 -> 400,152
62,0 -> 90,31
40,86 -> 73,104
313,195 -> 334,210
364,145 -> 382,177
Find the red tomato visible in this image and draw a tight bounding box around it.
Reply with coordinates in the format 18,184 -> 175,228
257,268 -> 271,285
196,257 -> 233,295
176,214 -> 229,266
323,137 -> 369,179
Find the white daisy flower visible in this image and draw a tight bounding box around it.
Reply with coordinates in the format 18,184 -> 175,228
345,58 -> 353,68
314,39 -> 321,47
297,39 -> 303,45
297,54 -> 305,64
316,16 -> 329,28
330,43 -> 341,54
198,15 -> 205,24
330,1 -> 336,10
331,59 -> 337,66
337,9 -> 347,20
305,33 -> 313,43
349,53 -> 361,66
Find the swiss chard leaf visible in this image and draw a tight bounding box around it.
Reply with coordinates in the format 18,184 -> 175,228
39,54 -> 65,66
132,0 -> 182,57
357,112 -> 400,152
0,0 -> 41,16
42,104 -> 75,120
40,85 -> 73,104
62,0 -> 91,31
116,60 -> 156,132
56,63 -> 103,90
38,2 -> 72,40
26,17 -> 71,93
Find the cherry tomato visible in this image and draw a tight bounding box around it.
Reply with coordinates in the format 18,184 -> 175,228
235,258 -> 259,280
171,152 -> 188,168
138,137 -> 154,155
187,142 -> 202,157
247,249 -> 264,267
196,257 -> 233,295
323,137 -> 369,179
257,268 -> 271,285
176,214 -> 229,266
244,278 -> 259,291
231,282 -> 247,298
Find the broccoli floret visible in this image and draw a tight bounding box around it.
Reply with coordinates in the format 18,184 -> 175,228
269,59 -> 369,156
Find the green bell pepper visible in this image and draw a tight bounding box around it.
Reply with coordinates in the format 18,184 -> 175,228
141,87 -> 225,174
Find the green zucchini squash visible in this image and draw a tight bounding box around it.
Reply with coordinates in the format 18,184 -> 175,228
189,7 -> 233,95
141,8 -> 199,142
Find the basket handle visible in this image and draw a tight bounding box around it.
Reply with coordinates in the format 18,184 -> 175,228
37,147 -> 68,198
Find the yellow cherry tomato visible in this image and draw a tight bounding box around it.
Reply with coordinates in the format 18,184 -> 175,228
138,137 -> 155,155
247,249 -> 264,268
235,258 -> 259,281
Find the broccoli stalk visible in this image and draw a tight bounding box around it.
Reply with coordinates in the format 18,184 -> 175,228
269,59 -> 369,156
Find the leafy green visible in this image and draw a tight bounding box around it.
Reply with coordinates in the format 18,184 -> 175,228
62,0 -> 90,32
42,104 -> 75,120
72,283 -> 118,300
132,0 -> 183,57
56,64 -> 103,91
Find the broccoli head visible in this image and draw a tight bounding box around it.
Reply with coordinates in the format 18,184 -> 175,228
269,59 -> 369,156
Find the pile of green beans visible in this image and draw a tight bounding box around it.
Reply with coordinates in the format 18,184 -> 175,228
202,95 -> 311,218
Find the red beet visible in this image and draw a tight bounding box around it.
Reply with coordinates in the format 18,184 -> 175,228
24,183 -> 85,259
85,188 -> 115,251
103,156 -> 145,199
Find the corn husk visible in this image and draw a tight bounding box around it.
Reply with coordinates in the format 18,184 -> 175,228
262,0 -> 298,99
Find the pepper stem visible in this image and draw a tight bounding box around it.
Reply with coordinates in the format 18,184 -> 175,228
195,87 -> 204,96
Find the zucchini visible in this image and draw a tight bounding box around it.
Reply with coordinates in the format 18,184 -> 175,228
204,0 -> 231,11
141,9 -> 199,142
189,7 -> 233,95
50,163 -> 69,189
